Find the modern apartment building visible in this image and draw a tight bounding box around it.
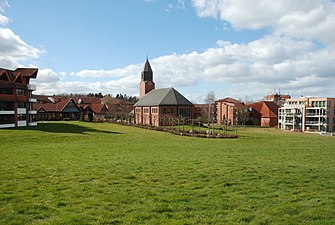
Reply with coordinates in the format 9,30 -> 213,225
278,97 -> 335,133
0,68 -> 38,129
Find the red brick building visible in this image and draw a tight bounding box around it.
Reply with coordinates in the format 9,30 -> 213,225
0,68 -> 38,128
216,97 -> 244,125
134,59 -> 194,127
134,88 -> 194,126
246,101 -> 279,127
140,58 -> 155,98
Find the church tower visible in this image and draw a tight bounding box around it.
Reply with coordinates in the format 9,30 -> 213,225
140,58 -> 155,98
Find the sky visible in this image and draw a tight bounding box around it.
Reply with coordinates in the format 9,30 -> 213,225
1,0 -> 335,103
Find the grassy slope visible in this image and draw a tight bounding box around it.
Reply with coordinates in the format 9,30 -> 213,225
0,122 -> 334,224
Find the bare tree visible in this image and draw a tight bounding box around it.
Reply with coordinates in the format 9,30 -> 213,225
204,91 -> 216,133
235,105 -> 250,125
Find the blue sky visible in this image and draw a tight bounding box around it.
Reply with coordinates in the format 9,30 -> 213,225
1,0 -> 335,103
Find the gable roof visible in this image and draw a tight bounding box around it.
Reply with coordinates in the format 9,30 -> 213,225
134,87 -> 193,107
90,103 -> 107,113
0,68 -> 38,83
216,97 -> 243,105
246,101 -> 279,118
262,101 -> 279,118
14,68 -> 38,78
33,98 -> 81,113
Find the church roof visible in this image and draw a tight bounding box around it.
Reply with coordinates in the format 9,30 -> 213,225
134,87 -> 193,107
143,59 -> 152,72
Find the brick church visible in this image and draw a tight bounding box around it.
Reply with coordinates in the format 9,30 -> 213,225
134,59 -> 194,127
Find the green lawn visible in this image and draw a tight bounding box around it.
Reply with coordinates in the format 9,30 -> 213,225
1,122 -> 334,224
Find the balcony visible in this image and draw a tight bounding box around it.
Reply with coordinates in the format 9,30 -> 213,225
0,110 -> 15,115
28,110 -> 37,115
0,123 -> 15,129
28,122 -> 37,126
17,120 -> 27,127
27,84 -> 36,91
17,108 -> 27,114
306,113 -> 327,117
305,121 -> 326,125
29,98 -> 37,103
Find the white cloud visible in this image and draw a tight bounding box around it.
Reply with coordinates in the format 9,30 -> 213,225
34,68 -> 61,83
192,0 -> 335,45
0,28 -> 43,69
2,0 -> 335,102
0,1 -> 43,69
0,14 -> 9,25
75,64 -> 141,78
32,33 -> 335,101
32,69 -> 139,97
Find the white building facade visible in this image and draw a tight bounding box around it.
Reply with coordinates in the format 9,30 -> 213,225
279,97 -> 335,133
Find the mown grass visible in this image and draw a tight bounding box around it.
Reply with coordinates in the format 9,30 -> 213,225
0,121 -> 334,224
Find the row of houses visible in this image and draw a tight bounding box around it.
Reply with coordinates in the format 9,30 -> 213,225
32,95 -> 135,122
1,63 -> 334,133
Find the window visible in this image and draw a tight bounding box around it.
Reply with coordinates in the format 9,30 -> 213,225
0,73 -> 8,81
16,88 -> 25,95
162,108 -> 174,114
0,101 -> 15,111
151,108 -> 158,114
179,108 -> 191,117
15,76 -> 23,83
0,115 -> 15,124
135,108 -> 141,113
17,102 -> 26,108
0,88 -> 14,95
143,108 -> 149,113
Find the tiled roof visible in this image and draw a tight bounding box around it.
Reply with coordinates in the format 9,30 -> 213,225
34,95 -> 57,103
102,98 -> 133,105
216,97 -> 243,105
14,68 -> 38,78
90,103 -> 107,113
246,101 -> 279,118
33,98 -> 80,113
262,101 -> 279,118
134,88 -> 193,107
73,97 -> 101,104
0,68 -> 38,81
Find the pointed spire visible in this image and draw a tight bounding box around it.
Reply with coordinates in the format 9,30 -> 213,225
143,58 -> 152,72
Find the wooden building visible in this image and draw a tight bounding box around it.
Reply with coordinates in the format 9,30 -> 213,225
0,68 -> 38,128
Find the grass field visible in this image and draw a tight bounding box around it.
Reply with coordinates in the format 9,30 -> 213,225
1,121 -> 334,224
